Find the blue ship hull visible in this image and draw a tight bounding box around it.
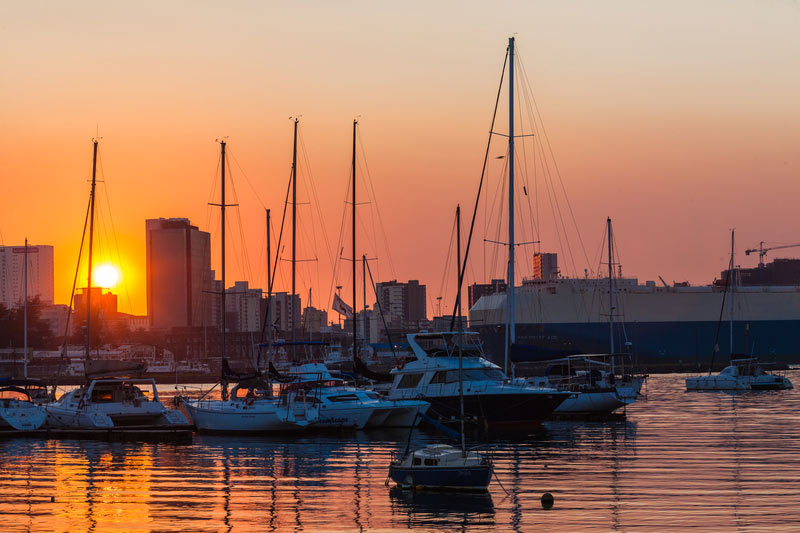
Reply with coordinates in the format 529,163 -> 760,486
388,464 -> 492,492
474,319 -> 800,368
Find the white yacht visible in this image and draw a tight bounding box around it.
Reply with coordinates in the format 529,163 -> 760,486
687,358 -> 793,391
386,332 -> 570,427
0,379 -> 48,431
182,378 -> 319,433
45,377 -> 189,429
285,362 -> 429,429
524,354 -> 645,414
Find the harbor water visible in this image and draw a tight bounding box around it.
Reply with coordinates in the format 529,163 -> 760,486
1,372 -> 799,531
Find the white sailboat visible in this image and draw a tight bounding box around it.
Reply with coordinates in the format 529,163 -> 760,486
0,379 -> 47,431
181,131 -> 320,433
43,140 -> 189,430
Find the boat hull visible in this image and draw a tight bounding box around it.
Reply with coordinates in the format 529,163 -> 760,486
425,392 -> 567,426
0,400 -> 47,431
183,400 -> 311,433
388,464 -> 493,492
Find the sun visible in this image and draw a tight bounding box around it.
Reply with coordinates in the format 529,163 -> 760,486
94,264 -> 120,289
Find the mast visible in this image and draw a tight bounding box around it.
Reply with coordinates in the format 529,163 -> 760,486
291,118 -> 298,360
362,254 -> 367,347
266,208 -> 272,352
608,217 -> 615,354
456,205 -> 466,456
504,36 -> 516,377
352,119 -> 358,358
85,139 -> 98,360
220,140 -> 227,367
608,217 -> 616,375
23,238 -> 28,379
730,229 -> 735,357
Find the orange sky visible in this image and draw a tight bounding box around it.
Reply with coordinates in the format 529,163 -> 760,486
1,1 -> 799,317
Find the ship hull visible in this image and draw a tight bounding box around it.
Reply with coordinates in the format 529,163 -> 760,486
475,319 -> 800,368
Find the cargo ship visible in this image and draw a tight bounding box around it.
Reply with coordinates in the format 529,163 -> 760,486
469,255 -> 800,370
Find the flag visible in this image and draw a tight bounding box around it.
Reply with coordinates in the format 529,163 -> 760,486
332,293 -> 353,318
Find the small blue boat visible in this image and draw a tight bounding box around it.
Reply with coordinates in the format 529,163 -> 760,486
388,444 -> 493,492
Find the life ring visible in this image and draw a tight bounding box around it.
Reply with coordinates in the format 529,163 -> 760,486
396,358 -> 406,370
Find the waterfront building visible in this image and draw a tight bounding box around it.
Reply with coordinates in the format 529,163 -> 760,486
145,218 -> 213,330
225,281 -> 262,333
302,305 -> 329,334
264,292 -> 301,334
373,279 -> 427,331
468,279 -> 507,311
0,245 -> 54,308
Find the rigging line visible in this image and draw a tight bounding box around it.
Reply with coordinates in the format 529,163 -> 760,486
437,215 -> 458,310
709,249 -> 734,374
227,148 -> 267,209
269,169 -> 293,296
204,154 -> 222,234
327,164 -> 353,310
365,258 -> 399,362
515,68 -> 542,258
101,180 -> 133,315
517,50 -> 591,273
357,131 -> 397,279
299,131 -> 336,271
61,196 -> 92,356
450,46 -> 508,329
226,166 -> 255,284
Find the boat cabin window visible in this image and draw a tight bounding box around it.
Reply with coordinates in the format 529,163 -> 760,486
430,368 -> 505,383
412,457 -> 422,466
424,459 -> 438,466
397,373 -> 423,389
328,394 -> 359,402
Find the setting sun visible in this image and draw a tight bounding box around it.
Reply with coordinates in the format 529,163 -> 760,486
94,264 -> 120,288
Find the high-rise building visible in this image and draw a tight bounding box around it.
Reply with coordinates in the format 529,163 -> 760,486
225,281 -> 262,332
146,218 -> 212,329
0,245 -> 54,308
468,279 -> 507,310
374,279 -> 427,330
532,252 -> 559,282
302,306 -> 328,333
264,292 -> 301,334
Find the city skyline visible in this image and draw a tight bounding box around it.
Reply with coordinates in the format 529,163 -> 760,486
2,1 -> 798,317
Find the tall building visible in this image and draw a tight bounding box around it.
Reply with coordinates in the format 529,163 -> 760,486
374,279 -> 427,331
532,252 -> 559,282
302,306 -> 328,334
225,281 -> 262,332
146,218 -> 212,329
264,292 -> 301,333
0,245 -> 54,308
468,279 -> 507,310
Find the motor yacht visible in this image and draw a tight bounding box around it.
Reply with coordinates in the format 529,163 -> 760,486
386,332 -> 570,426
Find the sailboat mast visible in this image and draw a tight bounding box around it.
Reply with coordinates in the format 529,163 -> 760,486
291,118 -> 298,359
505,36 -> 516,377
352,119 -> 358,358
608,217 -> 615,355
456,205 -> 466,456
220,140 -> 227,363
23,238 -> 28,379
85,139 -> 98,360
266,208 -> 272,350
362,254 -> 367,347
730,229 -> 735,356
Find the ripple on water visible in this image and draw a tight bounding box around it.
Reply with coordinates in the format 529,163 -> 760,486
1,372 -> 800,531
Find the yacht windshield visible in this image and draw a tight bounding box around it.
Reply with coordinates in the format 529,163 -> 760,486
430,368 -> 506,383
416,334 -> 484,358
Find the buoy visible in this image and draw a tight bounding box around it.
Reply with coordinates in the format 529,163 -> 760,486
541,492 -> 554,509
50,496 -> 55,503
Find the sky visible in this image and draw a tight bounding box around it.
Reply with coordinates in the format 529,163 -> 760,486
1,1 -> 799,317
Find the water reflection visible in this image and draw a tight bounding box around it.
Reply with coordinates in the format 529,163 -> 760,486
0,372 -> 799,530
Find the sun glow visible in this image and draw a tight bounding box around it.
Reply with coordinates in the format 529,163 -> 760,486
94,264 -> 120,289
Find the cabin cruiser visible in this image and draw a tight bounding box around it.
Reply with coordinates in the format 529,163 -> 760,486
284,362 -> 429,429
386,332 -> 570,426
45,377 -> 189,429
182,377 -> 319,433
0,379 -> 48,431
523,354 -> 645,414
687,358 -> 793,391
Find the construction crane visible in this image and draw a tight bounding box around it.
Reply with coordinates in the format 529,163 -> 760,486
745,241 -> 800,268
